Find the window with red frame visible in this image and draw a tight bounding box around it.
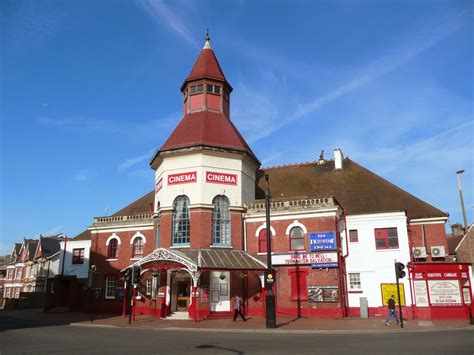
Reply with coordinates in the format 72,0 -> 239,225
349,229 -> 359,243
288,268 -> 308,301
258,228 -> 273,253
132,237 -> 144,258
108,239 -> 118,258
289,227 -> 305,251
72,248 -> 85,264
374,227 -> 399,249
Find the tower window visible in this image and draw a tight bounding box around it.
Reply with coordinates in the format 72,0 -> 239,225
190,85 -> 203,94
172,195 -> 191,245
207,85 -> 221,94
212,195 -> 231,246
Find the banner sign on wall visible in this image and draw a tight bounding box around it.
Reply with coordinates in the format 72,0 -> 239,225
381,283 -> 405,306
309,232 -> 337,251
206,171 -> 238,185
413,280 -> 429,307
168,171 -> 197,185
155,178 -> 163,193
308,286 -> 339,303
272,252 -> 338,267
428,280 -> 462,306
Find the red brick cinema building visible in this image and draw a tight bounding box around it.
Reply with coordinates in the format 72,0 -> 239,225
74,35 -> 472,321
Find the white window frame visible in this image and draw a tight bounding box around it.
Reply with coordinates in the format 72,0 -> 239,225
146,279 -> 152,296
105,276 -> 116,299
349,273 -> 361,290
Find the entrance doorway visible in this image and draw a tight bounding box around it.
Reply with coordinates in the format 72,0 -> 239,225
176,281 -> 190,311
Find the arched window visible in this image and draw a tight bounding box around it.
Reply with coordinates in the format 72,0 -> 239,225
172,195 -> 190,245
259,229 -> 272,253
108,238 -> 118,258
212,195 -> 231,246
289,227 -> 305,251
132,237 -> 144,258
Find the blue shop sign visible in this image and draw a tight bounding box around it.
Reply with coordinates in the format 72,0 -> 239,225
309,232 -> 337,251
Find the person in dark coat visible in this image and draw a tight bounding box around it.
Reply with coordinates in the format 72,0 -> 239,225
233,295 -> 247,321
384,295 -> 400,325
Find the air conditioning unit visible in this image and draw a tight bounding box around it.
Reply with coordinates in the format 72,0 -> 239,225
412,247 -> 427,258
431,246 -> 446,258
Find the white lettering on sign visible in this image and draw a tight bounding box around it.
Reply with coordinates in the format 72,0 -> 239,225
206,171 -> 238,185
168,171 -> 197,185
155,178 -> 163,193
428,280 -> 462,306
443,273 -> 457,278
272,252 -> 338,266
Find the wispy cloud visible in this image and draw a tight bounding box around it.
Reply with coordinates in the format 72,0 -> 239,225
234,10 -> 468,144
135,0 -> 198,48
118,149 -> 155,172
74,169 -> 93,183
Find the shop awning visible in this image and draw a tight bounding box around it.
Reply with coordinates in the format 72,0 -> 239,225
124,247 -> 267,272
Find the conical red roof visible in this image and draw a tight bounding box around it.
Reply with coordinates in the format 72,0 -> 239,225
156,111 -> 259,163
181,42 -> 230,90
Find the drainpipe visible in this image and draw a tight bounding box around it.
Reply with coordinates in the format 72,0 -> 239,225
61,236 -> 67,276
341,209 -> 350,317
155,215 -> 160,250
242,213 -> 247,252
336,213 -> 346,318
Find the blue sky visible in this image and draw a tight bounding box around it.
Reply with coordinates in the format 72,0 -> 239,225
1,0 -> 472,254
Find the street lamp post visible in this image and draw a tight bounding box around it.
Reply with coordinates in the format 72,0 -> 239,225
456,169 -> 474,325
456,169 -> 469,234
264,174 -> 277,328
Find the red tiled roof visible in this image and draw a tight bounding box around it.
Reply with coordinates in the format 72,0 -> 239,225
184,48 -> 227,85
72,230 -> 92,241
112,190 -> 155,216
256,159 -> 447,219
447,235 -> 463,255
156,111 -> 259,163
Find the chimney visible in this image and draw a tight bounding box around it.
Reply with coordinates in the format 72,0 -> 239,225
451,223 -> 464,237
334,149 -> 344,170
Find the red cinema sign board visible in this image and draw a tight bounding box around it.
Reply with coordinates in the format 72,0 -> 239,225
168,171 -> 197,185
155,178 -> 163,193
206,171 -> 237,185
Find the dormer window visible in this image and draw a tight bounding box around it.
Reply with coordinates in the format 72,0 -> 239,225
207,85 -> 221,94
190,84 -> 204,94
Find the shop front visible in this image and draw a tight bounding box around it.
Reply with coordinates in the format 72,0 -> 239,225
409,263 -> 472,320
128,247 -> 267,321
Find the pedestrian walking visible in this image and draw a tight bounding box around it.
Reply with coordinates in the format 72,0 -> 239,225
233,294 -> 246,321
384,295 -> 400,325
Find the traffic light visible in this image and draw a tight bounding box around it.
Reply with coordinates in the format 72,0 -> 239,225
395,262 -> 406,279
132,266 -> 141,285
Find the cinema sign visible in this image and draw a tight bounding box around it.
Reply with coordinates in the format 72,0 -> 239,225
206,171 -> 238,185
168,171 -> 197,185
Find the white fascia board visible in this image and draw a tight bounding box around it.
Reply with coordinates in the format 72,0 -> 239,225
409,217 -> 448,225
346,211 -> 406,222
245,209 -> 339,223
47,251 -> 61,260
90,224 -> 154,233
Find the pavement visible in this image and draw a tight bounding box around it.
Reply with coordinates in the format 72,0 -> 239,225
1,309 -> 472,333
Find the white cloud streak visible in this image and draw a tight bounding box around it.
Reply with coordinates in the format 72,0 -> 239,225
118,149 -> 155,172
244,11 -> 467,143
135,0 -> 198,48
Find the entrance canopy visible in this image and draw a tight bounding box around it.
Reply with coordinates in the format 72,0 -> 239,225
123,247 -> 267,286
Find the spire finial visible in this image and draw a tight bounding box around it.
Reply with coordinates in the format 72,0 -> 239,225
203,29 -> 212,49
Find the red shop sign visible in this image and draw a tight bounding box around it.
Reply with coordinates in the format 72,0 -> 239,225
206,171 -> 237,185
168,171 -> 197,185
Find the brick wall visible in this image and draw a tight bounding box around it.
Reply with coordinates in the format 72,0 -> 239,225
409,223 -> 448,261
